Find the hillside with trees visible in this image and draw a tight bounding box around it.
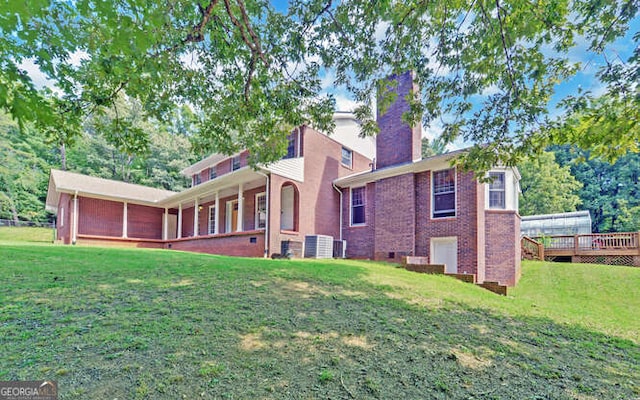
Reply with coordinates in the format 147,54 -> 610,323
0,108 -> 194,224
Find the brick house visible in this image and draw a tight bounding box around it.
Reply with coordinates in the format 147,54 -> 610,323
46,72 -> 521,286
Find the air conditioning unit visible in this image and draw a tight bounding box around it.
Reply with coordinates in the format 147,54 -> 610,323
304,235 -> 334,259
333,240 -> 347,258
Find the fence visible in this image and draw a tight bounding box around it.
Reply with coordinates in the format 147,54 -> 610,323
0,219 -> 55,228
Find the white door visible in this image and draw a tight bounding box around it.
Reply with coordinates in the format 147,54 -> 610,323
281,186 -> 294,230
431,237 -> 458,274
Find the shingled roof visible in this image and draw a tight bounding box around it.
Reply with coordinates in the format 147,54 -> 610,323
45,169 -> 176,211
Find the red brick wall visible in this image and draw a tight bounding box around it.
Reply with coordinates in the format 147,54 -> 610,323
376,71 -> 422,169
485,210 -> 521,286
415,170 -> 482,276
342,182 -> 376,258
169,232 -> 265,257
181,207 -> 194,238
373,173 -> 416,261
78,197 -> 123,237
127,204 -> 163,239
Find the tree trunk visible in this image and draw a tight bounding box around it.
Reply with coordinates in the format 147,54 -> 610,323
60,142 -> 67,171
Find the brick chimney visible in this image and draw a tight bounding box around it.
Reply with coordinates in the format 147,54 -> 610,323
375,71 -> 422,169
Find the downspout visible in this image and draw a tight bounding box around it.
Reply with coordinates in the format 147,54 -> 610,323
332,183 -> 343,241
296,126 -> 301,157
256,170 -> 270,258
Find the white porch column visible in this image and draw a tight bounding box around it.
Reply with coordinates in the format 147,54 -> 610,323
122,201 -> 128,238
163,207 -> 168,240
214,192 -> 220,235
72,192 -> 78,244
236,183 -> 243,232
193,197 -> 199,237
177,203 -> 183,239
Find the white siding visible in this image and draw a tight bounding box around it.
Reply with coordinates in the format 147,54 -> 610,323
264,158 -> 304,182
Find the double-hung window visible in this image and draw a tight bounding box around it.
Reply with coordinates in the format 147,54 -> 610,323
433,168 -> 456,218
193,174 -> 201,186
209,167 -> 217,180
351,187 -> 366,225
232,156 -> 241,171
341,147 -> 353,168
285,135 -> 296,159
489,172 -> 506,209
208,206 -> 216,235
255,193 -> 267,229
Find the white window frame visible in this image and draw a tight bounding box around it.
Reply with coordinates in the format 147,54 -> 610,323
208,205 -> 216,235
350,186 -> 366,226
209,167 -> 217,181
341,147 -> 353,168
488,171 -> 506,209
432,168 -> 456,218
255,192 -> 267,230
193,174 -> 201,186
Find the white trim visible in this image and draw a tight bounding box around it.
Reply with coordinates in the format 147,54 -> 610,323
208,204 -> 216,235
431,167 -> 457,219
349,186 -> 366,226
255,192 -> 267,230
177,203 -> 183,239
59,207 -> 64,227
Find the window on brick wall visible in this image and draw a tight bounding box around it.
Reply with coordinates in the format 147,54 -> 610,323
208,205 -> 216,235
341,147 -> 353,168
232,156 -> 241,171
489,172 -> 506,209
209,167 -> 217,180
351,186 -> 366,225
433,168 -> 456,218
193,174 -> 201,186
255,193 -> 267,229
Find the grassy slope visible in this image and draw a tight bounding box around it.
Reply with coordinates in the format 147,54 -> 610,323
0,227 -> 54,242
0,240 -> 638,399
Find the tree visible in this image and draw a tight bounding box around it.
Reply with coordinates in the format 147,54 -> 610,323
421,137 -> 446,158
518,151 -> 582,216
0,113 -> 51,223
552,146 -> 640,232
0,1 -> 638,171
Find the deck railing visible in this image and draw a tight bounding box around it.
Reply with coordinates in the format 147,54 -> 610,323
532,232 -> 640,253
521,236 -> 544,260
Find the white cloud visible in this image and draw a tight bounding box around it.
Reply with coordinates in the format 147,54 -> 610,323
17,58 -> 57,91
334,93 -> 360,112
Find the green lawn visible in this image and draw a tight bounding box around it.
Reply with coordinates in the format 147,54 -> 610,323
0,226 -> 54,242
1,234 -> 639,399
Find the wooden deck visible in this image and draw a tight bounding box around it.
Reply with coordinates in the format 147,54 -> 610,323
523,232 -> 640,266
